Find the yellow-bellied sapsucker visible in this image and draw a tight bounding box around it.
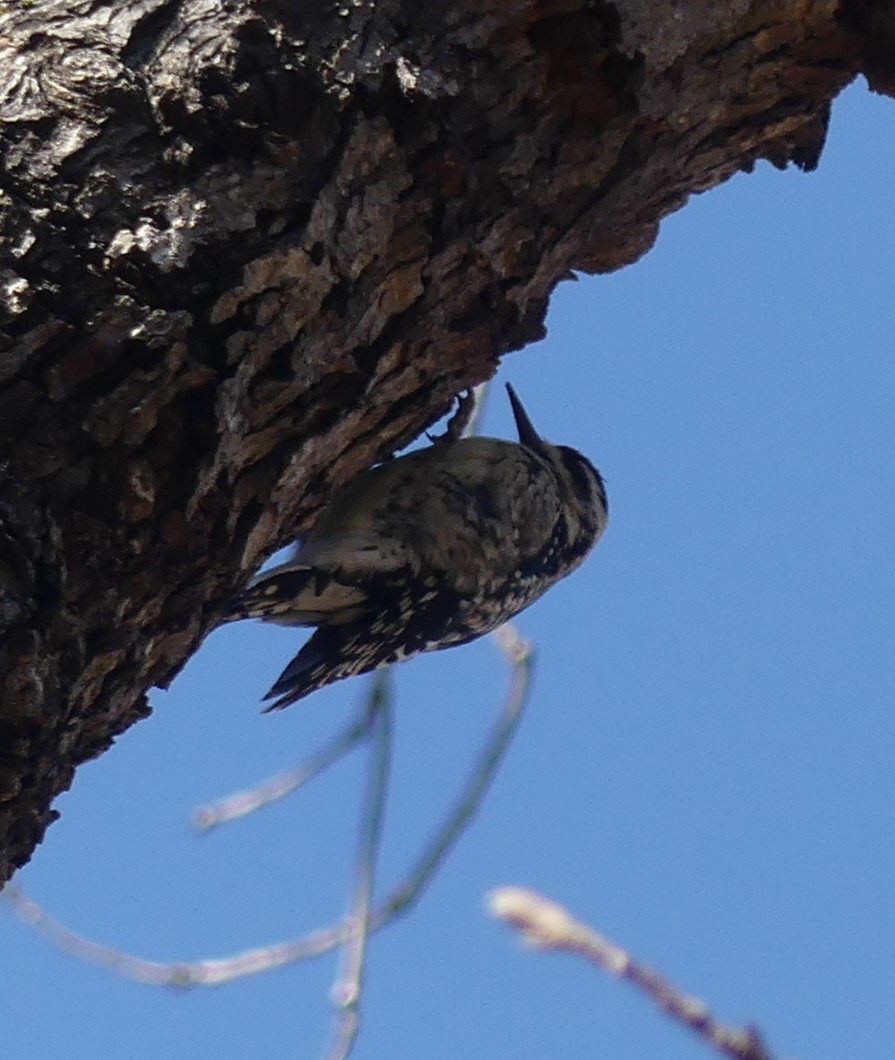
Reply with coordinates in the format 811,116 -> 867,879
224,384 -> 608,709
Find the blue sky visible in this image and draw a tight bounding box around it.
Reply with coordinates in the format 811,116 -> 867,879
2,80 -> 893,1060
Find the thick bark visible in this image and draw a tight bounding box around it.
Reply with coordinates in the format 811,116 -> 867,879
0,0 -> 889,882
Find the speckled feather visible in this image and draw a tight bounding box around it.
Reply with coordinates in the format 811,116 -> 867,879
224,386 -> 608,709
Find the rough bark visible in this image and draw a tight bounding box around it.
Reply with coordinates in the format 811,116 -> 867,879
0,0 -> 890,883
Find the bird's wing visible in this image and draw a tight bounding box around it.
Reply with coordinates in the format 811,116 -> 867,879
224,560 -> 370,626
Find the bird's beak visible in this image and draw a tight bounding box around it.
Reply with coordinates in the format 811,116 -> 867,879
506,383 -> 546,454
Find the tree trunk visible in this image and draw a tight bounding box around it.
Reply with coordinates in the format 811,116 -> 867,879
0,0 -> 890,883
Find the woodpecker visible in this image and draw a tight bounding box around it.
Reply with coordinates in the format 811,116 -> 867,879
224,384 -> 608,709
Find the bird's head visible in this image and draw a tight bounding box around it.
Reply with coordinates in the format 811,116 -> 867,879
506,383 -> 608,551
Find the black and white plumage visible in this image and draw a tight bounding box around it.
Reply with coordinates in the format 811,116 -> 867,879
224,384 -> 608,710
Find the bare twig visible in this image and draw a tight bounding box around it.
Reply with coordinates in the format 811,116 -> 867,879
324,672 -> 394,1060
2,878 -> 344,985
487,887 -> 777,1060
3,624 -> 533,987
191,714 -> 374,832
377,623 -> 532,920
461,383 -> 488,439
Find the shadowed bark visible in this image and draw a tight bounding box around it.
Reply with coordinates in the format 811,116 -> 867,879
0,0 -> 890,883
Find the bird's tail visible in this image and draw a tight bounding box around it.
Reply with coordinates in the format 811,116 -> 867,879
261,625 -> 390,710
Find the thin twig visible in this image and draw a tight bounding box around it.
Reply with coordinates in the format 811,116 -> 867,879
2,878 -> 349,985
461,383 -> 488,439
324,672 -> 393,1060
192,714 -> 374,831
487,887 -> 777,1060
3,624 -> 533,987
376,623 -> 532,919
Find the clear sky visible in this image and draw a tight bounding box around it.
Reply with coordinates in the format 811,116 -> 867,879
2,80 -> 893,1060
